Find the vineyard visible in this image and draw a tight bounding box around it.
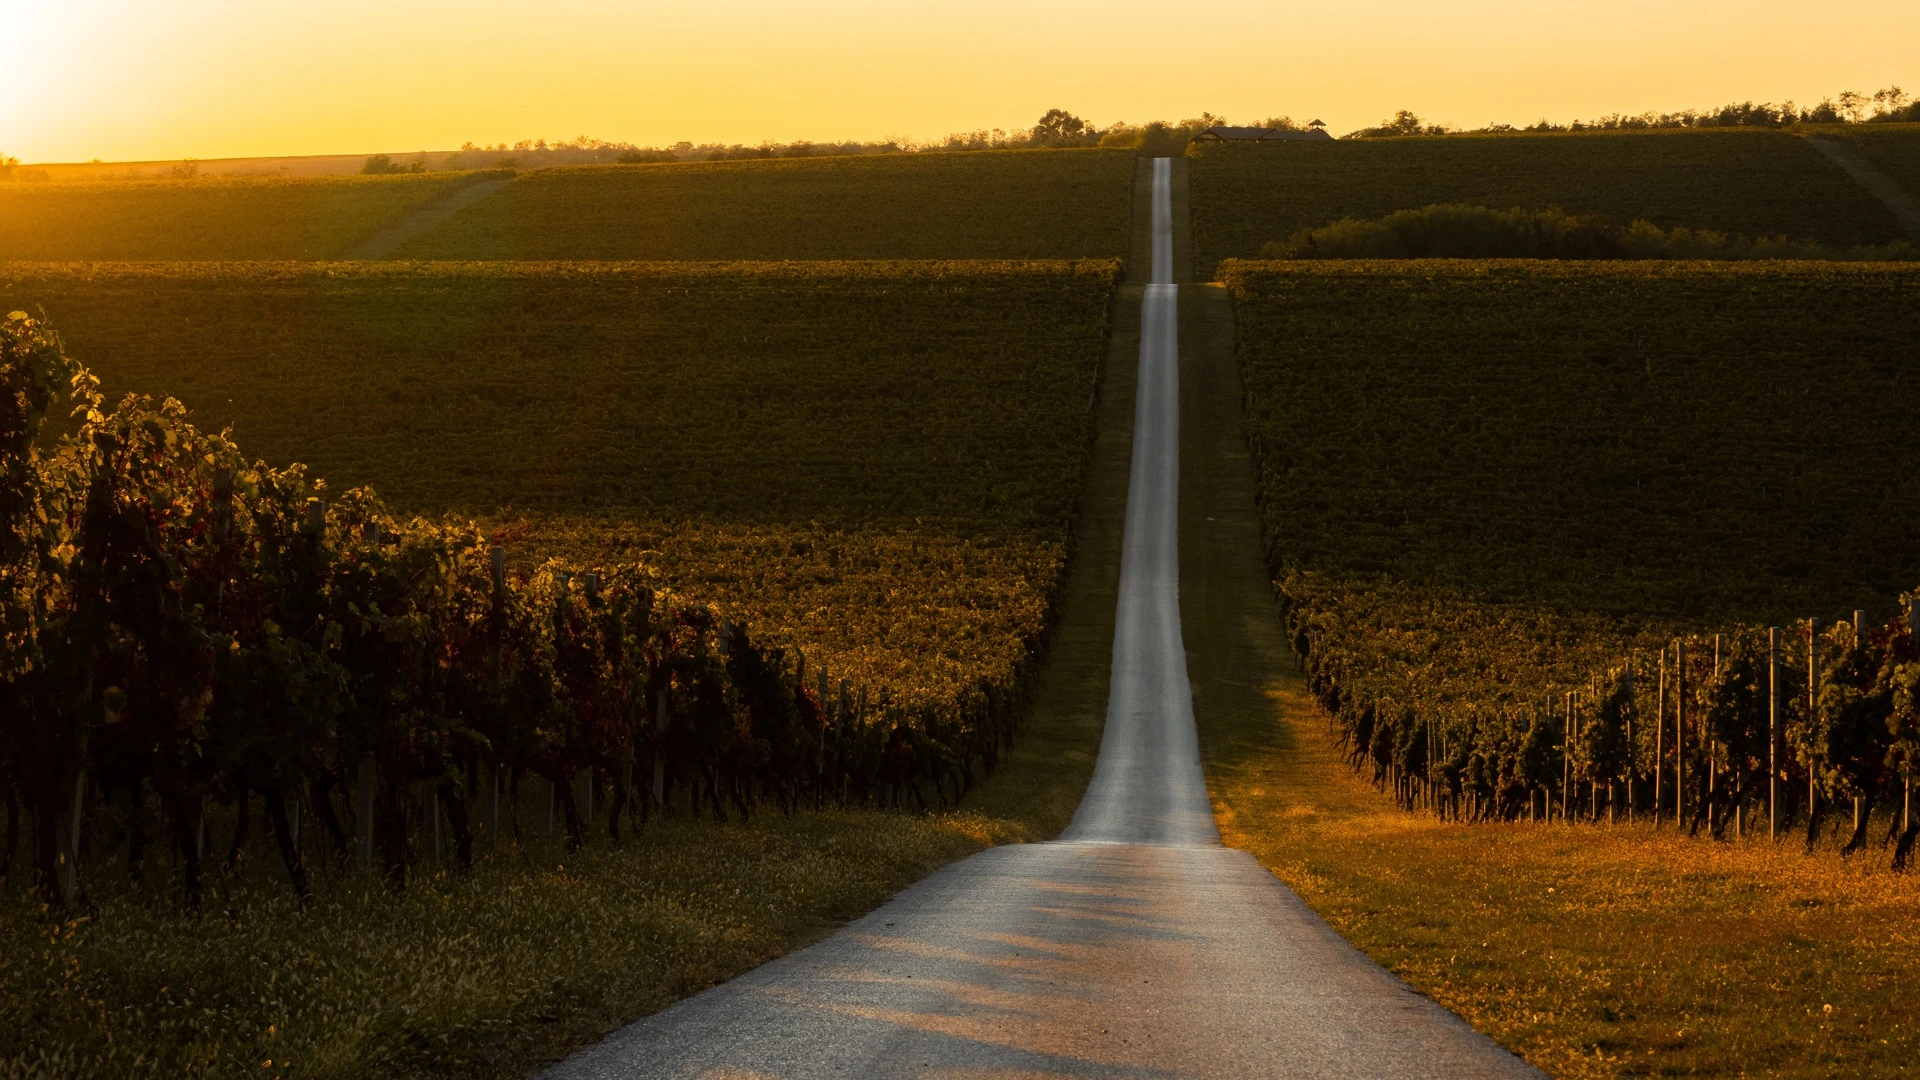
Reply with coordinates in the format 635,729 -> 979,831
6,303 -> 1067,908
389,150 -> 1135,261
1224,259 -> 1920,860
1,259 -> 1119,764
1832,123 -> 1920,204
0,256 -> 1117,1074
1190,130 -> 1908,277
0,172 -> 503,260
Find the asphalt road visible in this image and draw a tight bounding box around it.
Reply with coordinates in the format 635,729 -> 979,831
539,158 -> 1543,1080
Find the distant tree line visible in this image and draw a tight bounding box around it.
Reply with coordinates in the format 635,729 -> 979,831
30,85 -> 1920,181
428,112 -> 1309,168
1351,86 -> 1920,139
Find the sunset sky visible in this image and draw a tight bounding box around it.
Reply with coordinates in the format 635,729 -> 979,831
6,0 -> 1917,163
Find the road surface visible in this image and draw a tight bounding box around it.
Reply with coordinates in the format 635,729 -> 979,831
540,158 -> 1543,1080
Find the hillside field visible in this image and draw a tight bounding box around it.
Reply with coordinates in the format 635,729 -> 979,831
0,258 -> 1122,1079
392,150 -> 1136,261
1213,259 -> 1920,1076
1833,124 -> 1920,209
1225,258 -> 1920,798
1,259 -> 1118,705
1190,131 -> 1908,277
0,172 -> 489,260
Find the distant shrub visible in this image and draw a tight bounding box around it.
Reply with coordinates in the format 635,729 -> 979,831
1262,204 -> 1916,261
615,149 -> 676,164
361,153 -> 427,175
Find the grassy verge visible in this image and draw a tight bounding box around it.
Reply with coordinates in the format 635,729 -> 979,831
4,686 -> 1105,1080
1203,670 -> 1920,1080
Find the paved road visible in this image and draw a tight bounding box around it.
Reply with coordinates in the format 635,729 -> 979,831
541,158 -> 1543,1080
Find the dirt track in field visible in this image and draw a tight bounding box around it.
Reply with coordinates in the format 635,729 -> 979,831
336,176 -> 510,259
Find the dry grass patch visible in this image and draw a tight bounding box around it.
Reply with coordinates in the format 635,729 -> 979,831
1203,664 -> 1920,1079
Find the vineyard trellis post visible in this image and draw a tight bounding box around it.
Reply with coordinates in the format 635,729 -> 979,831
487,545 -> 506,847
427,784 -> 442,867
1852,610 -> 1865,840
54,773 -> 86,905
1656,648 -> 1666,823
1909,599 -> 1919,840
356,757 -> 376,872
652,688 -> 669,810
1625,663 -> 1635,824
1769,626 -> 1779,841
1711,635 -> 1722,828
1676,640 -> 1686,829
1562,692 -> 1573,823
1808,617 -> 1819,848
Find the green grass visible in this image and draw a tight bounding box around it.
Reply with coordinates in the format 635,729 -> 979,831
1,257 -> 1117,713
0,173 -> 485,260
391,150 -> 1136,261
1190,131 -> 1907,277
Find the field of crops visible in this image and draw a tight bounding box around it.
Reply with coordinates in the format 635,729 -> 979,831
1835,124 -> 1920,206
3,260 -> 1116,702
391,150 -> 1135,261
1190,131 -> 1907,277
0,172 -> 495,260
0,255 -> 1120,1076
1225,259 -> 1920,847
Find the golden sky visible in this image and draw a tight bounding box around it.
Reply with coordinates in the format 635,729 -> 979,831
5,0 -> 1916,163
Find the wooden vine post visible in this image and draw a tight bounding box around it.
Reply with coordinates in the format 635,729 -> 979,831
1910,599 -> 1919,840
356,756 -> 376,871
485,544 -> 506,845
1769,626 -> 1780,841
1808,617 -> 1819,840
1711,635 -> 1721,822
1624,664 -> 1635,824
1675,639 -> 1686,829
1562,692 -> 1573,823
652,687 -> 669,809
1656,648 -> 1666,823
1853,610 -> 1865,838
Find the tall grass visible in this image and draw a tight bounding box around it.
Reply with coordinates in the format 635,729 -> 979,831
0,803 -> 1026,1079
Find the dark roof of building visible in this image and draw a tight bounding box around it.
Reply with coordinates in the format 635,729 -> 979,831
1190,126 -> 1335,143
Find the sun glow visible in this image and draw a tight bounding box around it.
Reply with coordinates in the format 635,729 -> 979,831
9,0 -> 1920,164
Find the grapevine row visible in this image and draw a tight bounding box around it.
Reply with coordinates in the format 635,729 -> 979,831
1283,575 -> 1920,867
1,312 -> 1028,908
